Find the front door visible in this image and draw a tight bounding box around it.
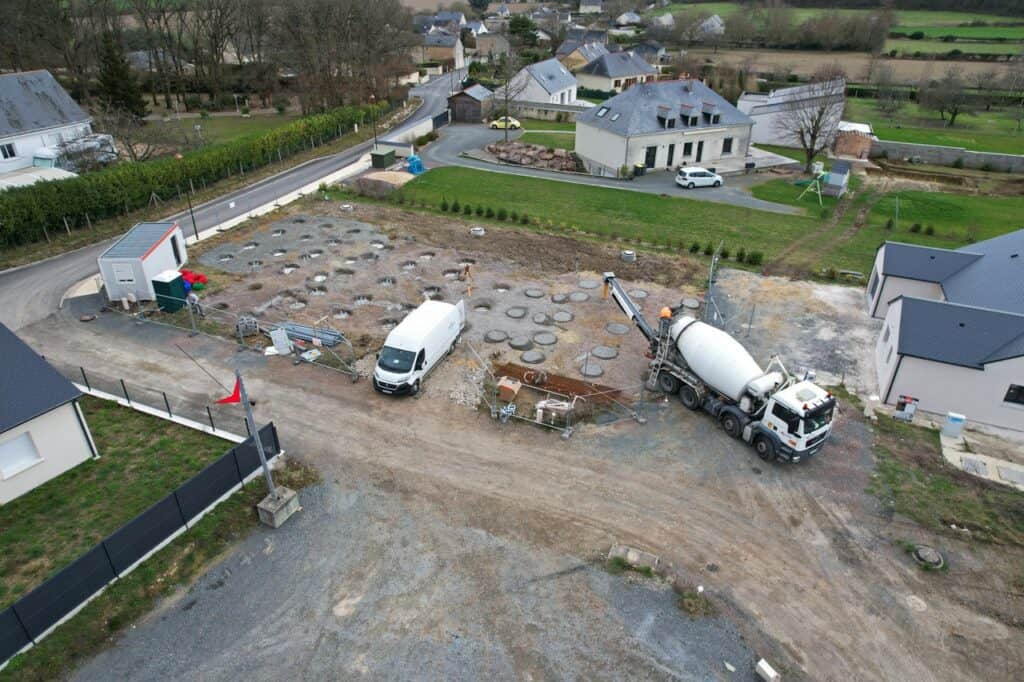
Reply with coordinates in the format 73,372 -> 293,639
666,144 -> 675,168
696,140 -> 704,163
644,146 -> 657,169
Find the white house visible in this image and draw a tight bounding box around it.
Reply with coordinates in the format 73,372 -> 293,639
98,221 -> 188,302
412,33 -> 466,70
0,71 -> 93,178
0,323 -> 98,505
653,13 -> 675,29
615,11 -> 642,26
699,14 -> 726,37
869,231 -> 1024,431
575,79 -> 753,177
510,58 -> 579,105
579,0 -> 602,15
576,52 -> 657,93
737,79 -> 846,147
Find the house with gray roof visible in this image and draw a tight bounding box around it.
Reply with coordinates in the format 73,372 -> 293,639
556,40 -> 610,72
0,71 -> 93,177
509,58 -> 579,105
411,32 -> 465,70
870,229 -> 1024,430
566,27 -> 608,44
448,85 -> 494,123
737,79 -> 846,148
574,79 -> 753,177
0,323 -> 97,504
576,52 -> 657,93
579,0 -> 602,15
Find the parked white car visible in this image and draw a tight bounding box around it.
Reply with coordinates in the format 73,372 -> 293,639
675,167 -> 723,189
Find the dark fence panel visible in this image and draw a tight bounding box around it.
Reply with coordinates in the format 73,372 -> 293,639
432,110 -> 450,130
175,453 -> 242,522
103,495 -> 185,575
233,424 -> 280,478
14,545 -> 116,640
0,608 -> 31,663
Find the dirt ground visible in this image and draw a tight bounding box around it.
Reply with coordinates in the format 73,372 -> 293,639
22,197 -> 1024,680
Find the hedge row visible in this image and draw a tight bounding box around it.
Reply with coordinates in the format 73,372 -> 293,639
0,102 -> 387,247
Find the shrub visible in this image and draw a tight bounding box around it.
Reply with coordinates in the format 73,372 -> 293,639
497,208 -> 508,221
703,242 -> 713,256
825,267 -> 838,280
910,31 -> 925,40
200,109 -> 210,119
475,205 -> 484,216
980,162 -> 994,172
820,208 -> 829,219
463,203 -> 472,215
924,224 -> 935,235
689,241 -> 700,254
485,207 -> 494,218
240,105 -> 250,116
440,198 -> 449,212
736,246 -> 746,262
952,157 -> 964,169
451,199 -> 460,213
520,213 -> 529,224
746,251 -> 764,266
273,95 -> 289,114
184,94 -> 202,111
510,210 -> 518,221
885,218 -> 894,230
720,247 -> 730,259
909,222 -> 921,233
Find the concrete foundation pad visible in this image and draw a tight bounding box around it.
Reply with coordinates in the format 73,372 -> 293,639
578,279 -> 600,289
506,306 -> 528,319
524,288 -> 545,298
591,345 -> 618,359
257,486 -> 300,528
551,293 -> 569,304
484,330 -> 509,343
509,336 -> 534,350
628,288 -> 648,299
606,322 -> 630,335
569,292 -> 590,303
532,313 -> 553,325
533,331 -> 557,346
520,350 -> 546,364
552,310 -> 573,323
580,362 -> 604,378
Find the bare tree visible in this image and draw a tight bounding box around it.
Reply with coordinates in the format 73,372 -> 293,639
872,62 -> 905,122
774,64 -> 846,173
1005,58 -> 1024,132
918,67 -> 974,127
93,108 -> 196,162
492,51 -> 528,143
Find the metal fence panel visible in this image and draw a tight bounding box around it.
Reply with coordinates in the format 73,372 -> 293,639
0,608 -> 31,663
103,495 -> 185,575
175,453 -> 242,522
233,424 -> 280,478
14,545 -> 116,640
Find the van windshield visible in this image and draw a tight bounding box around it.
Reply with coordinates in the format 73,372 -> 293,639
378,346 -> 415,373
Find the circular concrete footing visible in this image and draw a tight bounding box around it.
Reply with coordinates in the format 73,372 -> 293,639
591,345 -> 618,359
552,310 -> 574,323
532,313 -> 553,325
506,306 -> 528,319
484,330 -> 509,343
628,288 -> 649,299
509,336 -> 534,350
524,288 -> 545,298
569,292 -> 590,303
683,298 -> 701,310
533,331 -> 557,346
580,362 -> 604,378
606,322 -> 630,335
551,293 -> 569,304
579,279 -> 600,289
521,350 -> 546,364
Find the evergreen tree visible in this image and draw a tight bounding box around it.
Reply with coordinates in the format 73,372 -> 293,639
97,33 -> 148,119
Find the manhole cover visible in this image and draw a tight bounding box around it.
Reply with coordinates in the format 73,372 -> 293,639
606,322 -> 630,335
509,336 -> 533,350
484,330 -> 508,343
552,311 -> 573,323
506,306 -> 528,319
532,313 -> 552,325
580,362 -> 604,378
578,279 -> 600,289
524,288 -> 545,298
520,350 -> 545,364
551,293 -> 569,304
628,288 -> 649,299
683,298 -> 701,310
568,292 -> 590,303
532,332 -> 557,346
591,345 -> 618,359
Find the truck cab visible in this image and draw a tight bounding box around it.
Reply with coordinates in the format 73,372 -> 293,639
749,381 -> 835,462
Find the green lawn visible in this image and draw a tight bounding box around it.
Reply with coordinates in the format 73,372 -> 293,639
397,166 -> 819,259
519,131 -> 575,150
0,396 -> 228,610
749,176 -> 848,215
845,98 -> 1024,155
520,118 -> 576,132
753,144 -> 832,169
156,114 -> 300,146
886,38 -> 1022,55
892,23 -> 1024,40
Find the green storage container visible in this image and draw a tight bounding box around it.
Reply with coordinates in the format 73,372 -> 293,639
152,270 -> 186,312
371,149 -> 395,169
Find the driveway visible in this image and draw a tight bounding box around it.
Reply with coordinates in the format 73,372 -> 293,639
420,124 -> 802,215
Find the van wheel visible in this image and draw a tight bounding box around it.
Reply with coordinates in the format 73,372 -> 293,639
656,372 -> 679,395
721,413 -> 741,438
678,385 -> 700,410
687,182 -> 695,189
754,435 -> 775,461
409,380 -> 421,396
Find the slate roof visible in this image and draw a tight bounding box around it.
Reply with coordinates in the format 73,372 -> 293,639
576,80 -> 753,137
896,297 -> 1024,368
525,59 -> 577,95
566,27 -> 607,44
100,222 -> 177,260
879,242 -> 980,283
0,71 -> 90,139
945,230 -> 1024,314
0,323 -> 81,434
424,33 -> 460,48
556,40 -> 609,62
455,84 -> 493,102
578,52 -> 656,79
580,0 -> 602,6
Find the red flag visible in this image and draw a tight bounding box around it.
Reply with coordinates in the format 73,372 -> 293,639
216,378 -> 241,404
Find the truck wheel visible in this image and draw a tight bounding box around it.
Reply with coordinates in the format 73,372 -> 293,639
753,435 -> 775,462
656,372 -> 679,395
678,385 -> 700,411
721,413 -> 741,439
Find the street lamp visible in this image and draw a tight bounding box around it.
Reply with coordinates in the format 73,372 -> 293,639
369,93 -> 378,151
175,153 -> 200,241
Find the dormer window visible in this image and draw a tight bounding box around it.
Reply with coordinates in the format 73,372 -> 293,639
712,114 -> 720,124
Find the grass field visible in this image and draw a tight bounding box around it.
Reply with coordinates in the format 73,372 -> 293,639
158,114 -> 300,146
749,177 -> 846,215
0,397 -> 229,611
885,38 -> 1022,55
844,99 -> 1024,155
520,118 -> 576,132
519,131 -> 575,150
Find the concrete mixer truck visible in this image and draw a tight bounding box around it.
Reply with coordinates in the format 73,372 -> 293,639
603,273 -> 835,462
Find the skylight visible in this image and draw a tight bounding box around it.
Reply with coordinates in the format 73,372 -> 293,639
596,107 -> 609,117
610,112 -> 620,121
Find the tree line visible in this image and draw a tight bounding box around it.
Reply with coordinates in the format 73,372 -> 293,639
683,0 -> 1024,18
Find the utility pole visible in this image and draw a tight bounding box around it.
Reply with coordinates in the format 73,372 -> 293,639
185,188 -> 199,241
236,370 -> 277,501
369,93 -> 378,151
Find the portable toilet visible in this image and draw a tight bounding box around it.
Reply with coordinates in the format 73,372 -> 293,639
152,270 -> 187,312
98,222 -> 187,302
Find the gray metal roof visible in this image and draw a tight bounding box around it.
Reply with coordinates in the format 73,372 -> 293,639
578,52 -> 656,79
0,71 -> 90,139
0,323 -> 81,434
453,84 -> 493,102
576,79 -> 753,137
424,33 -> 459,48
525,59 -> 577,95
566,28 -> 607,44
100,222 -> 177,260
945,230 -> 1024,314
896,297 -> 1024,368
880,242 -> 980,283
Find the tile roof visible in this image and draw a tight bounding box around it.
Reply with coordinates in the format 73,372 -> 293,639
578,52 -> 656,79
0,323 -> 81,434
0,71 -> 90,138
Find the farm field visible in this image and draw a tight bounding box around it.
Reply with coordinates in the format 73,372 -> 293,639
885,38 -> 1022,55
844,98 -> 1024,155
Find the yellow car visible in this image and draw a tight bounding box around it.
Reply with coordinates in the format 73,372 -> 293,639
489,116 -> 521,130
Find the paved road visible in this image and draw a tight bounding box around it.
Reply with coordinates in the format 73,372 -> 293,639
420,124 -> 802,215
0,73 -> 459,332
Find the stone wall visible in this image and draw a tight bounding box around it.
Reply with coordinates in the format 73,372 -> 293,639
510,100 -> 588,122
870,140 -> 1024,173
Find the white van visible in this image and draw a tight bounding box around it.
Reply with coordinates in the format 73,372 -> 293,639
373,299 -> 465,396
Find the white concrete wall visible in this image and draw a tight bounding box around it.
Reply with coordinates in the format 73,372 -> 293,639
866,248 -> 885,315
575,122 -> 752,176
576,72 -> 653,93
0,402 -> 94,505
871,275 -> 943,319
875,297 -> 904,400
0,122 -> 92,173
887,354 -> 1024,431
746,100 -> 844,148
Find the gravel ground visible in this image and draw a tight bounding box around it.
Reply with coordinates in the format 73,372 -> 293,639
72,480 -> 755,681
